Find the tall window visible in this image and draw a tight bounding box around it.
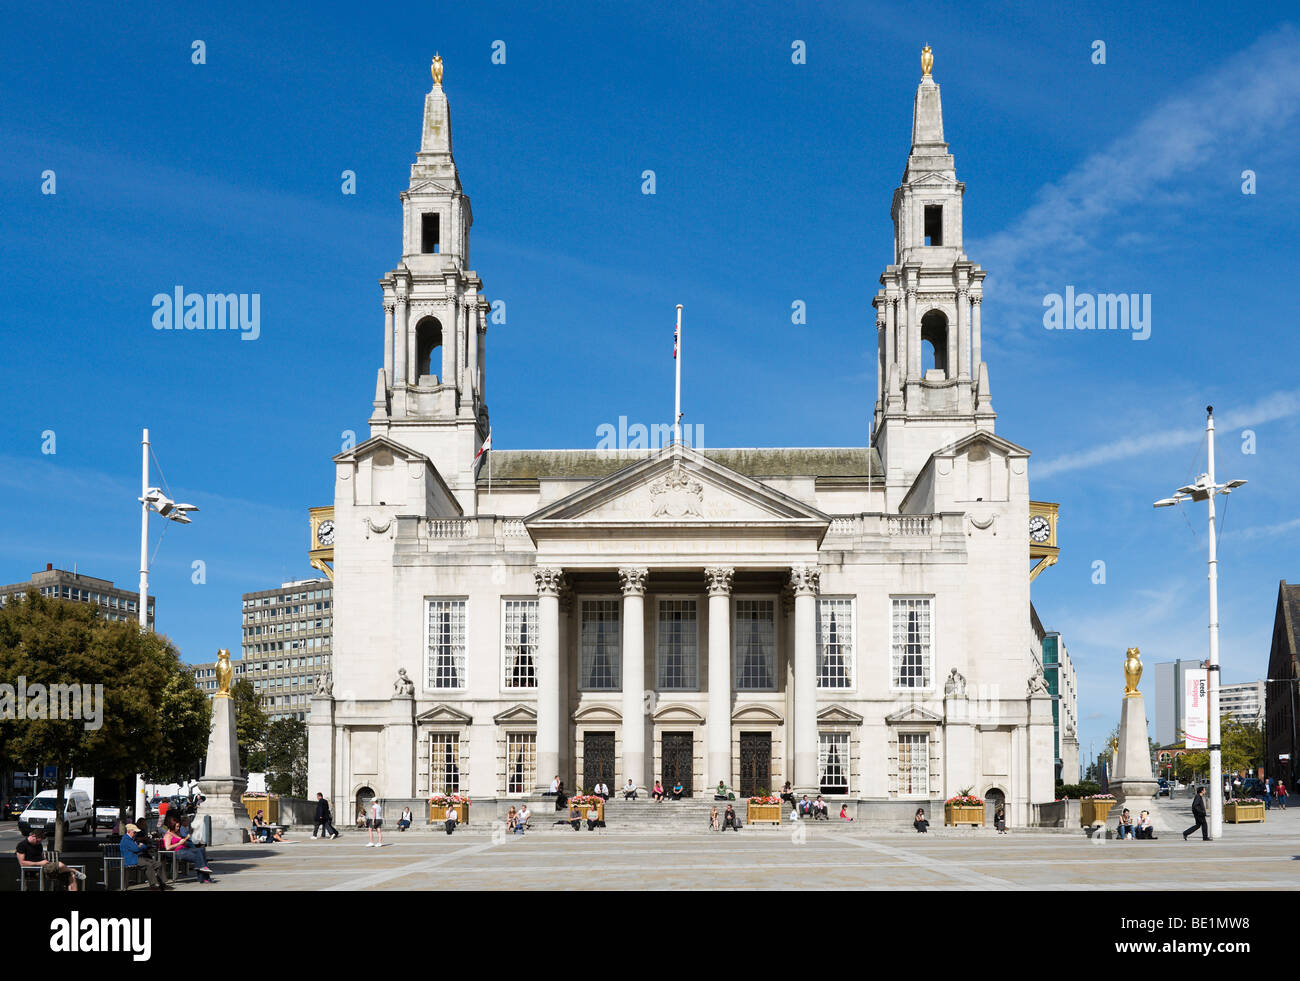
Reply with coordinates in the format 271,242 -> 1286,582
502,600 -> 538,689
580,600 -> 621,690
819,732 -> 850,793
506,733 -> 536,794
426,599 -> 467,689
656,599 -> 698,690
429,733 -> 461,794
898,733 -> 929,796
817,598 -> 854,688
891,597 -> 932,689
734,599 -> 775,690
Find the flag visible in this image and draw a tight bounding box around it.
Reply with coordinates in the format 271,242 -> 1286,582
673,320 -> 678,359
474,429 -> 491,476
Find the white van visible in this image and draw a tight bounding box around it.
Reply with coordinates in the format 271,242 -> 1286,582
18,790 -> 94,836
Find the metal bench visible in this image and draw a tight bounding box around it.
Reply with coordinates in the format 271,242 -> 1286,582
17,850 -> 87,892
99,842 -> 149,891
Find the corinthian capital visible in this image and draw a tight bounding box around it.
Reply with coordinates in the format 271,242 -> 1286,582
534,568 -> 566,597
789,564 -> 821,596
618,567 -> 648,596
705,567 -> 734,596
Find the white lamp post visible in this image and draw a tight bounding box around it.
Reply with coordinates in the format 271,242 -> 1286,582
1153,405 -> 1247,839
138,427 -> 198,629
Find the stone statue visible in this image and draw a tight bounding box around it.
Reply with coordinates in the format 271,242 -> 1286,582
944,667 -> 967,697
1027,665 -> 1049,696
921,45 -> 933,78
431,53 -> 443,85
315,669 -> 333,697
1123,646 -> 1142,697
394,667 -> 415,696
214,648 -> 233,698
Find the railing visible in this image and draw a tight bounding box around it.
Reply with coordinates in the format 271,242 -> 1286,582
825,514 -> 938,538
427,519 -> 475,539
887,515 -> 931,536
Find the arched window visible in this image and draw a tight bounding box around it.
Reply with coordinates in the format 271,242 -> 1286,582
416,317 -> 442,380
920,310 -> 949,377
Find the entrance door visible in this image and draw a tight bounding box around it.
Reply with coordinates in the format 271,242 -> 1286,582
583,731 -> 615,792
661,732 -> 694,797
739,732 -> 772,797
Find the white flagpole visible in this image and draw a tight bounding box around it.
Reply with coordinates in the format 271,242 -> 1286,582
488,436 -> 492,515
674,304 -> 683,445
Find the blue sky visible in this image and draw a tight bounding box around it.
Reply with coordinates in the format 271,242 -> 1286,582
3,1 -> 1298,768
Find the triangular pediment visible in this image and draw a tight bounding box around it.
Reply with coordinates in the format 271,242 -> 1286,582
407,179 -> 457,195
415,703 -> 474,726
525,445 -> 829,530
931,430 -> 1030,461
493,704 -> 538,725
912,172 -> 958,186
884,704 -> 943,725
333,434 -> 429,466
817,703 -> 864,725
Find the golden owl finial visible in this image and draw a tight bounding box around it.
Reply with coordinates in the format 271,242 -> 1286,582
1123,646 -> 1143,698
921,45 -> 933,78
431,53 -> 443,86
215,648 -> 233,699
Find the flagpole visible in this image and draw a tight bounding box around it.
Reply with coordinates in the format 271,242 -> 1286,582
674,304 -> 683,445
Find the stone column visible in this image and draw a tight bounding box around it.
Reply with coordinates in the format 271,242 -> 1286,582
383,301 -> 395,385
198,682 -> 250,845
706,567 -> 734,789
971,295 -> 983,373
791,565 -> 821,790
875,315 -> 886,409
905,288 -> 918,381
956,288 -> 970,379
884,295 -> 897,375
465,298 -> 479,405
394,291 -> 409,385
535,568 -> 566,792
619,568 -> 648,789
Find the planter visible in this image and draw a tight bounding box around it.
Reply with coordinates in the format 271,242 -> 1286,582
241,795 -> 278,824
747,802 -> 782,825
429,802 -> 470,825
571,801 -> 605,822
1079,799 -> 1116,827
1223,802 -> 1265,824
944,804 -> 984,827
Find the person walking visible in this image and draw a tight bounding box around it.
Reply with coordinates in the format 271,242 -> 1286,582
313,792 -> 339,839
1278,781 -> 1289,810
366,798 -> 384,847
1183,786 -> 1210,841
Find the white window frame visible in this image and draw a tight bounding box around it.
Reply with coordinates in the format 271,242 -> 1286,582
655,595 -> 700,691
500,598 -> 539,691
818,731 -> 851,792
428,731 -> 462,794
425,598 -> 468,691
506,732 -> 537,796
897,731 -> 929,798
816,596 -> 856,691
890,595 -> 934,692
578,595 -> 622,692
732,594 -> 777,692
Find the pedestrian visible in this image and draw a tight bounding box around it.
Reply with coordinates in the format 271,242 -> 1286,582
366,798 -> 384,847
1279,782 -> 1288,810
1183,786 -> 1210,841
313,792 -> 339,839
120,823 -> 168,891
994,805 -> 1007,834
444,801 -> 458,835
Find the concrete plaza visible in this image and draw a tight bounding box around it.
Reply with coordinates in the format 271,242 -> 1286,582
182,803 -> 1299,891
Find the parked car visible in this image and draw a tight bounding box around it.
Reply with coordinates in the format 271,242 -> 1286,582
94,800 -> 122,829
18,790 -> 94,836
1157,778 -> 1171,797
7,796 -> 32,819
1239,778 -> 1268,799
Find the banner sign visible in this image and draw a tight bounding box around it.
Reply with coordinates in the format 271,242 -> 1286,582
1184,669 -> 1208,748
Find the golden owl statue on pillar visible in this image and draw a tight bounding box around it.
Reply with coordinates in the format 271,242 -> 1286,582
1123,646 -> 1143,697
431,53 -> 443,86
215,648 -> 233,699
921,45 -> 933,78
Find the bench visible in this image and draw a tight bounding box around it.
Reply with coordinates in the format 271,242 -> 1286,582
16,851 -> 87,892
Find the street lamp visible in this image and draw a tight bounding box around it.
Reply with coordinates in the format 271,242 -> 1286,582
138,428 -> 198,629
1153,406 -> 1246,840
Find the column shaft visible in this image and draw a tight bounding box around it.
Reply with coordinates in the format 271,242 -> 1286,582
383,303 -> 394,384
791,566 -> 821,791
394,295 -> 409,385
535,569 -> 564,792
619,568 -> 648,789
971,296 -> 983,374
706,568 -> 734,789
956,290 -> 970,379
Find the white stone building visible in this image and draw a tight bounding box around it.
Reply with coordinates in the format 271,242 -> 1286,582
308,52 -> 1055,825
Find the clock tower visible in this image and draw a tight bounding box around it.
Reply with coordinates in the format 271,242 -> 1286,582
368,55 -> 490,513
872,47 -> 996,509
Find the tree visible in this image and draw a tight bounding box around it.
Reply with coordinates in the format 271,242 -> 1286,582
143,665 -> 211,785
0,593 -> 197,852
232,678 -> 268,773
266,718 -> 308,797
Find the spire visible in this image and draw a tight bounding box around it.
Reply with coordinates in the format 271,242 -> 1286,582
904,46 -> 953,183
419,54 -> 453,159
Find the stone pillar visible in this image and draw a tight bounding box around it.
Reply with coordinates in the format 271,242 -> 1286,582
394,291 -> 409,385
706,567 -> 734,789
956,288 -> 970,379
535,568 -> 566,792
791,565 -> 821,790
408,304 -> 419,384
465,299 -> 479,405
198,689 -> 249,845
905,288 -> 918,381
383,302 -> 395,386
875,315 -> 886,409
619,568 -> 648,788
884,295 -> 897,374
971,295 -> 982,373
307,684 -> 335,806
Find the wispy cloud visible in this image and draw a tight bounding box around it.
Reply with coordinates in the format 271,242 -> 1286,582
1033,388 -> 1300,479
972,26 -> 1300,322
1223,516 -> 1300,541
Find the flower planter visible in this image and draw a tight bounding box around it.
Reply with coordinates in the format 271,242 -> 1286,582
944,804 -> 984,827
572,801 -> 605,823
1080,799 -> 1115,827
747,802 -> 782,825
1224,802 -> 1265,824
429,802 -> 470,825
241,794 -> 278,824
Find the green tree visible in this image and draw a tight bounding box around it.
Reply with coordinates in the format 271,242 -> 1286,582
143,665 -> 211,785
0,593 -> 192,852
231,678 -> 268,772
266,718 -> 308,797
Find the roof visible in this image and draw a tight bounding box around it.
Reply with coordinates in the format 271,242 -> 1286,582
1283,581 -> 1300,656
478,447 -> 882,485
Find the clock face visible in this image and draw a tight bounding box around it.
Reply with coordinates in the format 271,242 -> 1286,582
1029,515 -> 1051,543
317,520 -> 335,547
